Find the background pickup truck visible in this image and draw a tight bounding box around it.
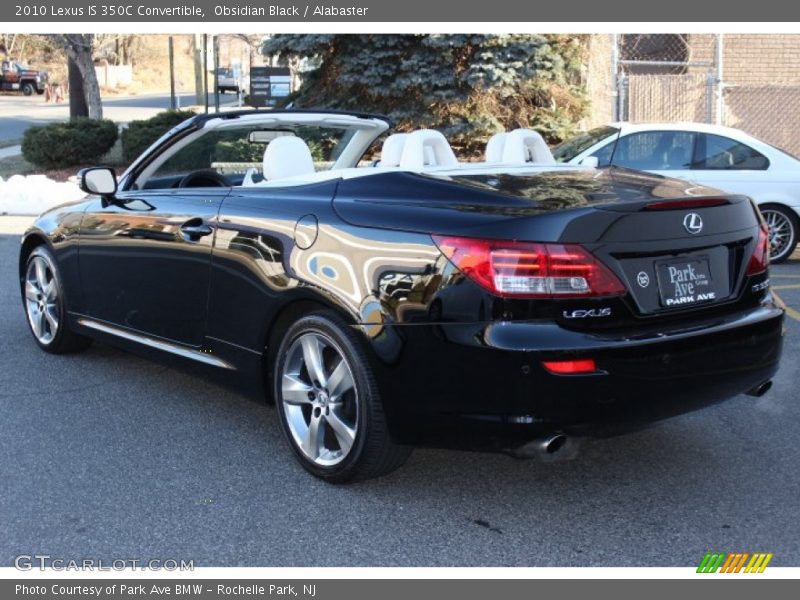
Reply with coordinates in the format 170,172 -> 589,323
216,67 -> 245,94
1,61 -> 48,95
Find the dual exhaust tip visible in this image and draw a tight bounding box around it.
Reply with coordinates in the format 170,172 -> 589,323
510,433 -> 576,461
511,379 -> 774,460
746,380 -> 773,398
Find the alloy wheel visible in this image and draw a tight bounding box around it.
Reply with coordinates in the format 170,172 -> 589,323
280,332 -> 359,467
761,208 -> 795,262
24,255 -> 60,345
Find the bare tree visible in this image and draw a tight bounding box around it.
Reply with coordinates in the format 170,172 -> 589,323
1,34 -> 55,63
46,34 -> 103,119
0,34 -> 20,56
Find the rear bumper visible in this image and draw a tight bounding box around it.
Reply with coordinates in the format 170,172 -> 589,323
366,298 -> 785,449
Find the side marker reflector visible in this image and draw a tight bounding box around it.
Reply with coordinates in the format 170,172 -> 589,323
542,359 -> 598,375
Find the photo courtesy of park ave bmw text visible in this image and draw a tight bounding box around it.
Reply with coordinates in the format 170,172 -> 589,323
0,0 -> 799,595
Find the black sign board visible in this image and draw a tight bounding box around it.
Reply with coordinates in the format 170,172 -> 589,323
249,66 -> 292,108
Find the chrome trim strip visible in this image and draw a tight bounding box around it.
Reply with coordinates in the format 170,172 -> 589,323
77,318 -> 235,370
205,335 -> 263,356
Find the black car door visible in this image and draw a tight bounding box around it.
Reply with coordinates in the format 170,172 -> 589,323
78,188 -> 228,347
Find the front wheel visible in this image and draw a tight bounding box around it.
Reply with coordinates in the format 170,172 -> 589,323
761,205 -> 798,263
273,312 -> 411,483
22,246 -> 92,353
21,82 -> 35,96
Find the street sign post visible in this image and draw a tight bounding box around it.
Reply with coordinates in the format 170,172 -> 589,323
249,66 -> 292,108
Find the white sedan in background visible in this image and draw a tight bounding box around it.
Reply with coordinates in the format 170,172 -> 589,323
554,122 -> 800,262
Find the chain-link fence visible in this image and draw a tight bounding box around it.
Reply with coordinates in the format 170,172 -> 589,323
623,73 -> 712,123
613,34 -> 719,123
596,34 -> 800,156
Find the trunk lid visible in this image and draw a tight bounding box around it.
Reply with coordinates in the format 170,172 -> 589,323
334,167 -> 764,318
333,167 -> 752,243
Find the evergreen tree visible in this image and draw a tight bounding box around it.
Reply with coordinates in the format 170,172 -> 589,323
262,34 -> 589,155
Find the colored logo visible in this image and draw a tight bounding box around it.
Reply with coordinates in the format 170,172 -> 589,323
697,552 -> 773,573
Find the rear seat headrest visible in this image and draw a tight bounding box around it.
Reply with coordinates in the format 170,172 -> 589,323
399,129 -> 459,170
380,133 -> 408,167
263,136 -> 316,181
484,128 -> 555,165
501,129 -> 555,165
485,132 -> 508,163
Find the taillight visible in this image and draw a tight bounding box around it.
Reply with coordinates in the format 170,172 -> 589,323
432,236 -> 626,298
746,223 -> 770,275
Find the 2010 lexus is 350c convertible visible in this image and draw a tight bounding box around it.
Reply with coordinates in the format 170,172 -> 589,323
19,110 -> 784,482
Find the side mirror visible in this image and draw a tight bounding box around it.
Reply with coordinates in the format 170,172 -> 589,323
79,167 -> 117,198
580,156 -> 600,168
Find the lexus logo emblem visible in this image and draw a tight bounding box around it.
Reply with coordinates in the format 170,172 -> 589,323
683,213 -> 703,234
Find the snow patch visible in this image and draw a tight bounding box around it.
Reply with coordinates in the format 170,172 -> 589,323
0,174 -> 87,216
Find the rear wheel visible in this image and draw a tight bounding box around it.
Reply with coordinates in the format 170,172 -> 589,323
273,312 -> 411,483
22,246 -> 92,353
761,205 -> 798,263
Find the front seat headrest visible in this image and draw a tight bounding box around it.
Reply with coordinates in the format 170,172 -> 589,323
263,136 -> 316,181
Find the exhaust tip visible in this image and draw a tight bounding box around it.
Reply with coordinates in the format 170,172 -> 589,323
544,434 -> 568,454
746,381 -> 773,397
507,433 -> 577,461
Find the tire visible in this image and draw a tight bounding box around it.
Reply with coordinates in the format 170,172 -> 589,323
760,205 -> 798,263
273,311 -> 411,483
21,246 -> 92,354
21,82 -> 34,96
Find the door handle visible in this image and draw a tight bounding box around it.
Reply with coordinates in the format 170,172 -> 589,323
180,218 -> 213,240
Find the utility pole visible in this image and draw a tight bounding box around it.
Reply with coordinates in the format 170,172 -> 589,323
168,36 -> 176,110
203,33 -> 209,113
213,35 -> 220,112
193,33 -> 204,106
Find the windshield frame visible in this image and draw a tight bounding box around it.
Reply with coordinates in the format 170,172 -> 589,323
127,112 -> 390,190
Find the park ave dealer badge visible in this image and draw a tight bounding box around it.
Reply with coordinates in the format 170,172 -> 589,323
657,259 -> 716,307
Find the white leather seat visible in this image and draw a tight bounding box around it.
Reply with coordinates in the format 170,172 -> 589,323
379,133 -> 408,167
262,136 -> 316,181
485,132 -> 508,163
399,129 -> 459,170
500,129 -> 555,165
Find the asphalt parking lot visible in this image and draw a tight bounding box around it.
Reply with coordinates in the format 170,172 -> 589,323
1,218 -> 798,567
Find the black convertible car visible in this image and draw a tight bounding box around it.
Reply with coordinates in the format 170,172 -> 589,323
19,110 -> 784,482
